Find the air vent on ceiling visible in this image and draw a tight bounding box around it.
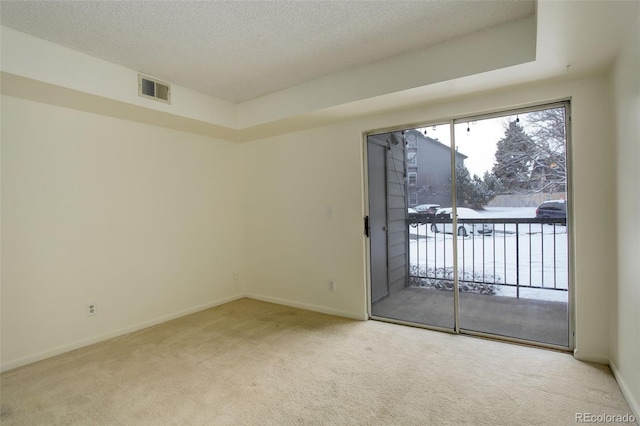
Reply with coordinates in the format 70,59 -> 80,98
138,74 -> 171,104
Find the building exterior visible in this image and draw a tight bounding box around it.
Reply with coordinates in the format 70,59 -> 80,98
405,129 -> 467,207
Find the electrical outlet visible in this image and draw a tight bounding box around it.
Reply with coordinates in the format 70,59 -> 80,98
87,303 -> 97,317
328,280 -> 336,292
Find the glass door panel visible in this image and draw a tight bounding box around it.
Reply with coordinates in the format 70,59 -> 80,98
453,108 -> 570,347
370,125 -> 456,330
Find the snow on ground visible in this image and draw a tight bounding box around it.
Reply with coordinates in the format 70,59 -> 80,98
409,207 -> 568,302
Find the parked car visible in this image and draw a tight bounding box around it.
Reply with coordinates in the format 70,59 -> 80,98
430,207 -> 493,237
535,200 -> 567,219
408,207 -> 418,214
413,204 -> 440,214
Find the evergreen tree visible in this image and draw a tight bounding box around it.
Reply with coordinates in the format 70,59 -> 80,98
492,121 -> 536,193
455,166 -> 495,209
483,171 -> 504,194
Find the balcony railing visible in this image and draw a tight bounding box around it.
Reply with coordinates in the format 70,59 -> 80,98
407,213 -> 568,299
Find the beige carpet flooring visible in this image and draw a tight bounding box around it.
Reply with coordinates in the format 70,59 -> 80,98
0,298 -> 635,425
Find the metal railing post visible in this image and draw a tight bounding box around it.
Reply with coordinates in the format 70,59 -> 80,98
406,216 -> 566,299
515,223 -> 520,299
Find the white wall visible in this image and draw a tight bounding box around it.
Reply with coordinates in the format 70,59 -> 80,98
243,73 -> 615,362
1,95 -> 244,371
610,16 -> 640,417
242,124 -> 368,319
2,71 -> 618,373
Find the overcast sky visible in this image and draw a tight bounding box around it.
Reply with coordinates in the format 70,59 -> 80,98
420,114 -> 519,177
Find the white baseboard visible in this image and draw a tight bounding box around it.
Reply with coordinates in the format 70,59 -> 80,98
573,349 -> 610,364
609,359 -> 640,421
244,293 -> 368,321
1,294 -> 244,373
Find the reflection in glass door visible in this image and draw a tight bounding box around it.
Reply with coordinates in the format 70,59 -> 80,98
369,125 -> 456,330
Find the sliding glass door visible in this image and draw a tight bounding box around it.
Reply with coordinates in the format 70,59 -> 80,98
368,102 -> 571,349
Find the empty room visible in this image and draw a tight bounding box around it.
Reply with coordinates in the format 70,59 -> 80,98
1,1 -> 638,424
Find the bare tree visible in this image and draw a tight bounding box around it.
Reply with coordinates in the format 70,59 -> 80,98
491,108 -> 567,195
523,108 -> 567,193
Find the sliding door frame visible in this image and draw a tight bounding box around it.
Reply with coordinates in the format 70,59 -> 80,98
364,100 -> 575,351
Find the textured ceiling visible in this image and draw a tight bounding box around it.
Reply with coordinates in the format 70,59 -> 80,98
0,0 -> 535,102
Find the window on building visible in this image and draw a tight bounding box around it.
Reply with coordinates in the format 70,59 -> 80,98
408,172 -> 417,185
407,149 -> 417,166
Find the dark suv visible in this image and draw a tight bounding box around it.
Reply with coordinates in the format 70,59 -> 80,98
535,200 -> 567,219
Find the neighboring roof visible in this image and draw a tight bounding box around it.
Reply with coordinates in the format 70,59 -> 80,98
405,129 -> 468,159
